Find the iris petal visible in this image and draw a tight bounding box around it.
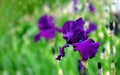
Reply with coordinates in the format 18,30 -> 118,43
86,22 -> 97,33
40,29 -> 55,41
62,18 -> 87,44
56,43 -> 69,60
34,33 -> 41,42
73,39 -> 101,61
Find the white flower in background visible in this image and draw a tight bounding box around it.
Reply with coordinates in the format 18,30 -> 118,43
112,0 -> 120,13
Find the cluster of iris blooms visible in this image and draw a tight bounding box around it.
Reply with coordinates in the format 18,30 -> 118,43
33,0 -> 120,75
33,0 -> 104,74
33,0 -> 120,74
34,13 -> 101,74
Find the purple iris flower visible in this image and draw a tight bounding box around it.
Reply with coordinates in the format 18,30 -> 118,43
34,15 -> 62,42
56,18 -> 101,61
88,2 -> 96,13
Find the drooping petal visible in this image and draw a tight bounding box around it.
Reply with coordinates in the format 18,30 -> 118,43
89,42 -> 101,58
73,39 -> 101,61
56,43 -> 69,60
72,29 -> 88,43
86,22 -> 97,33
40,29 -> 55,41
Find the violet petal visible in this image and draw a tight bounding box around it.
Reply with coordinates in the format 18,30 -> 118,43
73,39 -> 101,61
34,33 -> 41,42
88,3 -> 96,13
56,43 -> 69,60
86,22 -> 97,33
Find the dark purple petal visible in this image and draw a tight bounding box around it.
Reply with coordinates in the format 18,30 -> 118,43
34,33 -> 41,42
62,21 -> 74,43
62,18 -> 87,44
56,43 -> 69,60
40,29 -> 55,41
72,29 -> 88,43
88,3 -> 96,13
73,39 -> 101,61
34,14 -> 62,41
38,15 -> 55,30
54,26 -> 62,33
76,18 -> 85,26
62,18 -> 85,34
62,21 -> 74,34
86,22 -> 97,33
73,18 -> 85,31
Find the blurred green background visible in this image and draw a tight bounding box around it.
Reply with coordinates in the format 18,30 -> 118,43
0,0 -> 120,75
